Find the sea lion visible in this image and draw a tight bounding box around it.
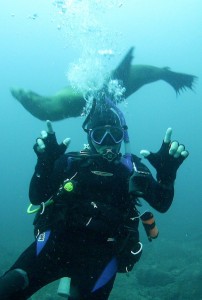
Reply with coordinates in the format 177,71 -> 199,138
10,47 -> 197,121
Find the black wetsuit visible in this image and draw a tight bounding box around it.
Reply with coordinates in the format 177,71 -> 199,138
1,151 -> 174,300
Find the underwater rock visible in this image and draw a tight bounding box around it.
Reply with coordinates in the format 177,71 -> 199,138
136,268 -> 174,287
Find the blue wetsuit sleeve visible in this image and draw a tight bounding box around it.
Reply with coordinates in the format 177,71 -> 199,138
29,155 -> 68,205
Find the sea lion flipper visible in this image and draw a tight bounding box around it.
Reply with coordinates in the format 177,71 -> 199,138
10,87 -> 41,104
161,68 -> 198,94
10,87 -> 49,120
10,86 -> 86,121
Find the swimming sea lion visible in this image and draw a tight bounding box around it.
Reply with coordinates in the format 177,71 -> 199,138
10,47 -> 197,121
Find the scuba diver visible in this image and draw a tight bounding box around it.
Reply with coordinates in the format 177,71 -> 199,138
0,97 -> 189,299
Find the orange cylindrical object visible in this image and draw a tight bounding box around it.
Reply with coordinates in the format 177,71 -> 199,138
141,212 -> 159,239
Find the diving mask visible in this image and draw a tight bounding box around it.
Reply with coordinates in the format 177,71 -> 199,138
89,125 -> 124,145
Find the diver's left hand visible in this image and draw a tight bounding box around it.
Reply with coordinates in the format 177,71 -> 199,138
140,128 -> 189,183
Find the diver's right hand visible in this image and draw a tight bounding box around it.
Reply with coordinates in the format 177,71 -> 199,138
33,120 -> 71,163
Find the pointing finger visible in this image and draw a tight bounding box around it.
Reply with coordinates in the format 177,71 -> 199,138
46,120 -> 54,134
164,127 -> 172,144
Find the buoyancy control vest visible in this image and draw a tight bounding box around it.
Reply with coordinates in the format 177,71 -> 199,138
33,151 -> 149,238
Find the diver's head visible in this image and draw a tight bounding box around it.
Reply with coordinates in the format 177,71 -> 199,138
83,98 -> 128,161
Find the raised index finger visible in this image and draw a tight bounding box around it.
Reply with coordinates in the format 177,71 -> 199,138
164,127 -> 172,144
46,120 -> 54,134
